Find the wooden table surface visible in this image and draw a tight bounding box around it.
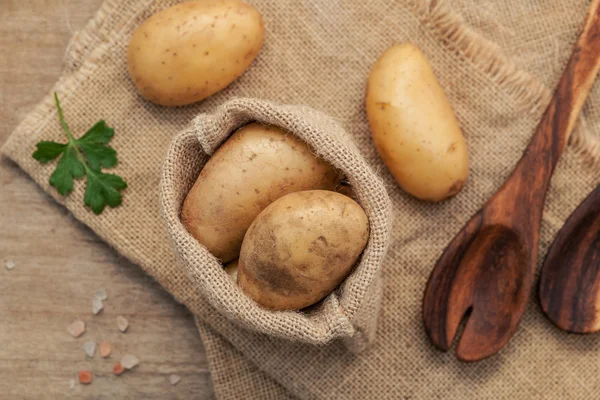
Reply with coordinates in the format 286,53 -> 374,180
0,1 -> 215,398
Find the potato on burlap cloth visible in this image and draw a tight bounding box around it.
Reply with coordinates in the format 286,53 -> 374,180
1,0 -> 598,399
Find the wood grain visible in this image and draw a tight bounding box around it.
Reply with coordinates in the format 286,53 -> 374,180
423,0 -> 600,362
0,1 -> 214,398
539,185 -> 600,333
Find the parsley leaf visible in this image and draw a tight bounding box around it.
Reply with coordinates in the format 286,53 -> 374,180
79,120 -> 115,144
32,93 -> 127,214
48,146 -> 85,195
32,141 -> 66,162
84,170 -> 128,214
78,121 -> 118,170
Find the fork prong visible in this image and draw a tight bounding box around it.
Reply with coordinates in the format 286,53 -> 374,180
424,217 -> 533,361
423,214 -> 482,351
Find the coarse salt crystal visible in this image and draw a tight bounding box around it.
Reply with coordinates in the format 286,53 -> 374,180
67,320 -> 86,338
78,370 -> 92,385
92,297 -> 104,315
116,316 -> 129,332
5,260 -> 15,270
95,288 -> 108,301
121,354 -> 139,370
99,341 -> 112,358
113,362 -> 125,376
169,374 -> 181,386
83,341 -> 96,358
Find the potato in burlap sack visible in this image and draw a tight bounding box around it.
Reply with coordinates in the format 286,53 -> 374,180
159,98 -> 393,352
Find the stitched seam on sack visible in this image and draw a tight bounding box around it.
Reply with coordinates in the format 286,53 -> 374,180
406,0 -> 599,168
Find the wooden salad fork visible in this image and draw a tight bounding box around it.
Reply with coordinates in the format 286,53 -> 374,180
423,0 -> 600,361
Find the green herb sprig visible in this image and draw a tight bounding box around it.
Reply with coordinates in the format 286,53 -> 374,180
33,93 -> 127,214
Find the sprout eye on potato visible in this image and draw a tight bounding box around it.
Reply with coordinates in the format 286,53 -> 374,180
366,43 -> 469,202
181,123 -> 342,263
237,190 -> 369,310
127,0 -> 264,106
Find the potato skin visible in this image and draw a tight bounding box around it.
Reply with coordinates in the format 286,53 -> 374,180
366,43 -> 469,202
182,123 -> 341,263
127,0 -> 264,106
237,190 -> 369,310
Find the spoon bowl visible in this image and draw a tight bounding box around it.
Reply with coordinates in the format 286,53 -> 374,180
540,185 -> 600,333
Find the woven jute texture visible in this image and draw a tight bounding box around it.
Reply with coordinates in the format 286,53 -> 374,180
2,0 -> 599,399
160,98 -> 391,351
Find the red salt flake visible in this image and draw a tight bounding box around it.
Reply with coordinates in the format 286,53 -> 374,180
78,370 -> 93,384
113,362 -> 125,376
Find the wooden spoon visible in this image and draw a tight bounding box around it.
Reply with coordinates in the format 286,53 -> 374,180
423,0 -> 600,362
539,185 -> 600,333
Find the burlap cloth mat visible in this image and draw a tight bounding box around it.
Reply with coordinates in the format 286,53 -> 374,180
2,0 -> 599,398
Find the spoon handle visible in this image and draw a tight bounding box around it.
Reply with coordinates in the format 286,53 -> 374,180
492,0 -> 600,212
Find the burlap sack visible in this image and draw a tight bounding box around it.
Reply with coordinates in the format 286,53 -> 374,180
160,98 -> 391,351
2,0 -> 599,399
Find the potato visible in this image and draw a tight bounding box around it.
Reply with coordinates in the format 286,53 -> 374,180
182,123 -> 341,263
127,0 -> 264,106
366,43 -> 469,202
237,190 -> 369,310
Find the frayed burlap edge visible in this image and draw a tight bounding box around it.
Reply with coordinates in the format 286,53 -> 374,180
409,0 -> 599,167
